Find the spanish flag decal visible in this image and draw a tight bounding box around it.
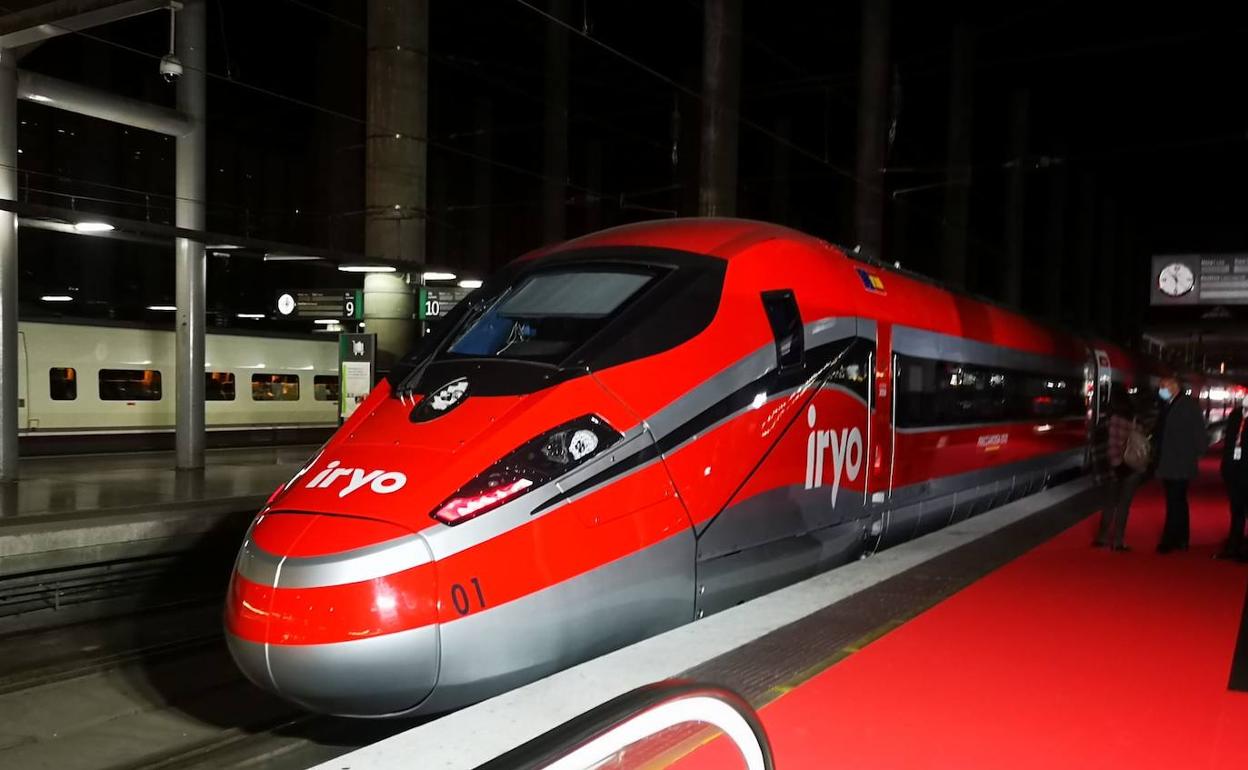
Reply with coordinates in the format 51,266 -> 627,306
856,267 -> 886,295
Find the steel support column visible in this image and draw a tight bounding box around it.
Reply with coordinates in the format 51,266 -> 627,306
699,0 -> 742,217
1002,89 -> 1028,308
542,0 -> 569,243
174,0 -> 206,470
365,0 -> 427,369
1043,143 -> 1068,322
942,22 -> 974,288
0,49 -> 18,482
853,0 -> 891,258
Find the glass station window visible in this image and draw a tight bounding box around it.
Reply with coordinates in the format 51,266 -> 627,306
49,367 -> 77,400
205,372 -> 236,401
252,373 -> 300,401
314,375 -> 339,402
99,369 -> 162,401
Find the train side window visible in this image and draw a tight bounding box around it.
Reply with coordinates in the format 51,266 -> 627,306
99,369 -> 162,401
49,367 -> 77,400
824,339 -> 874,401
760,290 -> 804,370
252,373 -> 300,401
314,375 -> 339,402
897,353 -> 1086,428
206,372 -> 236,401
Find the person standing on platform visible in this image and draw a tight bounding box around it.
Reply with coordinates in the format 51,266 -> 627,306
1094,393 -> 1149,551
1217,396 -> 1248,562
1154,377 -> 1209,554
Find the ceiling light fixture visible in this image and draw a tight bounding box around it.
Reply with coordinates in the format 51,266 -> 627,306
337,264 -> 396,273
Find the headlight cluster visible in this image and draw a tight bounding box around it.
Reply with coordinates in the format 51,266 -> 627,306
431,415 -> 622,526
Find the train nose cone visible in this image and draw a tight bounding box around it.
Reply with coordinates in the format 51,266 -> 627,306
225,512 -> 440,716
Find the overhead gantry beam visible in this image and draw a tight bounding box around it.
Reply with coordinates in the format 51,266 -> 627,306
0,0 -> 169,49
17,69 -> 191,136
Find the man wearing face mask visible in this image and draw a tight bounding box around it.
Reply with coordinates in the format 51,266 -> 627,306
1154,377 -> 1210,553
1217,395 -> 1248,561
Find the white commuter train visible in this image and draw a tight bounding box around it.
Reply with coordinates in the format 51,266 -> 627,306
17,320 -> 339,454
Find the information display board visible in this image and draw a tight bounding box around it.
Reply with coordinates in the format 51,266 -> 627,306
1151,254 -> 1248,306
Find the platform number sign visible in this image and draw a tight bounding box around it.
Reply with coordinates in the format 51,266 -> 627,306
276,290 -> 363,319
419,286 -> 470,320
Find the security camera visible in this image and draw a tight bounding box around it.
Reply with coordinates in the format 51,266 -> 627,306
159,53 -> 182,83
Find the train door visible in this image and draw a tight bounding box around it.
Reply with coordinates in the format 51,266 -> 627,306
16,330 -> 29,430
1093,349 -> 1111,424
1089,349 -> 1111,478
692,306 -> 875,616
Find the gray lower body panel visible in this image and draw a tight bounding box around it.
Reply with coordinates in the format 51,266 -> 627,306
422,528 -> 695,715
695,448 -> 1085,613
226,625 -> 440,718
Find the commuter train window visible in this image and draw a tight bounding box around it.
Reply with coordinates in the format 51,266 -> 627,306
205,372 -> 236,401
445,269 -> 656,364
49,367 -> 77,401
314,375 -> 339,402
99,369 -> 162,401
252,373 -> 300,401
760,290 -> 804,370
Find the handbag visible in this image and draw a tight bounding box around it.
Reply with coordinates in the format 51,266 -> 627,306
1123,419 -> 1151,472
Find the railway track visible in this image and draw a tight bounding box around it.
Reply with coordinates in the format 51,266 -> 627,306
0,603 -> 417,770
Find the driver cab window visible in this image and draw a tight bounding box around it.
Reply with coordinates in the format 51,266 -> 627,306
446,269 -> 655,363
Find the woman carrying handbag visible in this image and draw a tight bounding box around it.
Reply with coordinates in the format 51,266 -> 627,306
1094,393 -> 1151,551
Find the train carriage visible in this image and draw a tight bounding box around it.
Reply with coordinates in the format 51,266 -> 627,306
15,320 -> 338,453
225,218 -> 1166,717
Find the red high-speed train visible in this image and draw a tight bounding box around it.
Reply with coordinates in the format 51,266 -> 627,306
224,218 -> 1231,718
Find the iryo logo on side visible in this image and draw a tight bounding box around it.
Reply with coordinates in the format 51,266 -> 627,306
804,405 -> 863,507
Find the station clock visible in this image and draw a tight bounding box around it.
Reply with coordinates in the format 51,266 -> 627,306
1157,261 -> 1195,297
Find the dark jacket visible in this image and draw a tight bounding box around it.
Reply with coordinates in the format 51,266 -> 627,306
1221,407 -> 1248,483
1156,394 -> 1209,480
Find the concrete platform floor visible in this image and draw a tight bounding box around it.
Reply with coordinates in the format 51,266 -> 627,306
0,445 -> 316,521
0,446 -> 317,576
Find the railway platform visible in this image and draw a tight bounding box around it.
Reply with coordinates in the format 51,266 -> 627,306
322,456 -> 1248,770
0,446 -> 310,621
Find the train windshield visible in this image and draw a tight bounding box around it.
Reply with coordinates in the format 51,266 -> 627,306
444,269 -> 656,364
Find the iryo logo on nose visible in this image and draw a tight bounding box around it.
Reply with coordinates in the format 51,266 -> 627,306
804,405 -> 863,507
304,460 -> 408,498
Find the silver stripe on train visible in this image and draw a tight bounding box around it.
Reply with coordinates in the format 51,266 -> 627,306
235,531 -> 434,588
892,324 -> 1086,377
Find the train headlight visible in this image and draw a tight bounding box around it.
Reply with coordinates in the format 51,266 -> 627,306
431,415 -> 621,526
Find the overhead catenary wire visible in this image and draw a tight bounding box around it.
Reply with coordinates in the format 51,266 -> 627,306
0,2 -> 625,216
508,0 -> 1017,265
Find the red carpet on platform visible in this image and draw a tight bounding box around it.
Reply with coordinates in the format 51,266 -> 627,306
677,456 -> 1248,770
